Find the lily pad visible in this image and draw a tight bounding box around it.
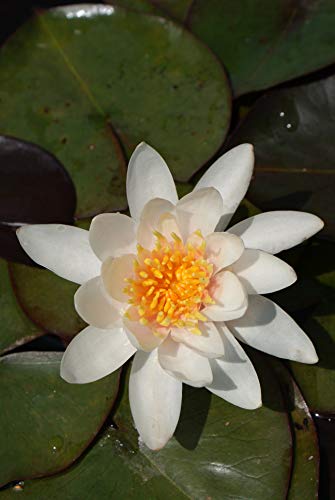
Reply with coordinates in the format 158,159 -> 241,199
3,353 -> 294,499
188,0 -> 335,95
0,258 -> 41,354
9,261 -> 86,340
0,351 -> 120,488
0,5 -> 231,219
229,74 -> 335,240
0,135 -> 76,263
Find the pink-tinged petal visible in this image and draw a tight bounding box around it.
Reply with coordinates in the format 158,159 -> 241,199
123,317 -> 168,351
195,144 -> 254,230
60,326 -> 135,384
207,323 -> 262,410
89,213 -> 137,261
17,224 -> 101,285
157,212 -> 182,241
126,143 -> 178,220
202,271 -> 247,321
205,232 -> 244,272
232,249 -> 296,294
102,254 -> 135,302
137,198 -> 176,249
74,277 -> 123,329
176,187 -> 223,240
228,295 -> 318,363
158,336 -> 213,387
129,350 -> 182,450
228,211 -> 324,254
171,322 -> 225,358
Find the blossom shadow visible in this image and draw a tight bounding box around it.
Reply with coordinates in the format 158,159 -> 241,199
174,385 -> 211,450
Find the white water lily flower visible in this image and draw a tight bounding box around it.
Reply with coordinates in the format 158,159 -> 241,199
17,142 -> 323,450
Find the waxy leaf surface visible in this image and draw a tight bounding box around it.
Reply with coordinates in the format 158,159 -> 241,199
0,4 -> 231,219
0,259 -> 41,354
188,0 -> 335,95
0,352 -> 120,487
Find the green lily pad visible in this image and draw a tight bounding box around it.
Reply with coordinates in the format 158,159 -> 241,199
229,74 -> 335,240
0,258 -> 41,354
188,0 -> 335,95
0,5 -> 231,217
9,261 -> 85,340
3,353 -> 293,499
0,10 -> 127,218
0,352 -> 120,488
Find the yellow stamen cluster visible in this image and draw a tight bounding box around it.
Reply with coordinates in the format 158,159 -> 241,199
123,230 -> 215,335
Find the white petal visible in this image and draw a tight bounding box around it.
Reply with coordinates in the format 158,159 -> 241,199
176,187 -> 223,239
74,277 -> 123,329
126,143 -> 178,220
124,317 -> 167,351
228,211 -> 324,254
204,303 -> 248,322
228,295 -> 318,363
89,213 -> 137,261
101,254 -> 135,302
232,249 -> 297,294
17,224 -> 101,285
61,326 -> 135,383
171,322 -> 225,358
202,271 -> 247,321
158,336 -> 213,387
205,232 -> 244,272
157,212 -> 182,241
195,144 -> 254,230
129,350 -> 182,450
137,198 -> 176,249
207,323 -> 262,410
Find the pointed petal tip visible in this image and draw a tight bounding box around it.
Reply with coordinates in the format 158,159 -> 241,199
254,400 -> 262,410
241,142 -> 254,152
60,363 -> 76,384
243,394 -> 262,410
300,350 -> 319,365
232,142 -> 254,157
133,141 -> 152,153
140,434 -> 171,451
289,266 -> 298,285
316,215 -> 325,231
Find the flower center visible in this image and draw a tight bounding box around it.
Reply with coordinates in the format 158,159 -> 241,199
123,230 -> 215,335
